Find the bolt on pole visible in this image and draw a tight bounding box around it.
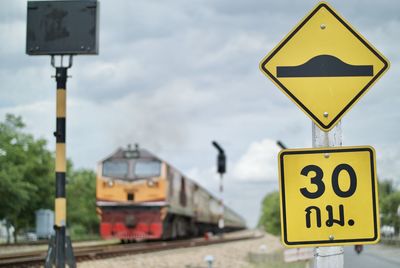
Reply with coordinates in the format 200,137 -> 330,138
312,121 -> 344,268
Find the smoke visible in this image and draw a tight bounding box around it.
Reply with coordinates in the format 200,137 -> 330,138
106,79 -> 215,152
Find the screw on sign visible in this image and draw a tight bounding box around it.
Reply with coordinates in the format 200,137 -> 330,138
278,146 -> 379,247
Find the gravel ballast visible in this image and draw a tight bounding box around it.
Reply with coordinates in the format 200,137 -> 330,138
79,231 -> 283,268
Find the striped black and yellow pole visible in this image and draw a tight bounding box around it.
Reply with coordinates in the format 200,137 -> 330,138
44,55 -> 76,268
45,55 -> 75,268
55,65 -> 67,267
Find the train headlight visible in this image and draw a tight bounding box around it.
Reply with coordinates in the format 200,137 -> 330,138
107,180 -> 114,187
147,179 -> 157,187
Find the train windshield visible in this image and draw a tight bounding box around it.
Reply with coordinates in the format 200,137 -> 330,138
103,160 -> 129,178
134,160 -> 161,177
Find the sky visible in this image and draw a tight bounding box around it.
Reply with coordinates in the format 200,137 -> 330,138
0,0 -> 399,227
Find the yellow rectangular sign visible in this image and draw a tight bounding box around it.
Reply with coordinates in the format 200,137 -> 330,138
278,146 -> 379,247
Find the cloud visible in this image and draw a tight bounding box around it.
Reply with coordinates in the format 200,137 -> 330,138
232,139 -> 281,182
0,100 -> 54,142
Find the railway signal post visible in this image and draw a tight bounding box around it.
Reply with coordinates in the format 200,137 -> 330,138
26,1 -> 99,267
212,141 -> 226,236
276,141 -> 287,150
260,2 -> 389,268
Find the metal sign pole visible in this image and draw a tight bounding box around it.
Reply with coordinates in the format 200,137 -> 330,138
312,121 -> 344,268
54,57 -> 68,268
45,55 -> 76,268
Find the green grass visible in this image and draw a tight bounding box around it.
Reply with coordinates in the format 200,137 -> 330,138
69,233 -> 101,241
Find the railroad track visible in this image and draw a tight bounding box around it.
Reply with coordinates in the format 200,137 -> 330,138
0,232 -> 263,267
0,240 -> 49,247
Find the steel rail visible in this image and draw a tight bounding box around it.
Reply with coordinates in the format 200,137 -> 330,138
0,232 -> 262,267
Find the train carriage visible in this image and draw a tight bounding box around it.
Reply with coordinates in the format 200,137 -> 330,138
96,145 -> 246,241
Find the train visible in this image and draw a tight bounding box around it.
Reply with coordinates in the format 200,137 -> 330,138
96,144 -> 246,241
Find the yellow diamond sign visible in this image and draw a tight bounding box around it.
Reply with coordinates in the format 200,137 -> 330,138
260,2 -> 389,131
278,146 -> 379,247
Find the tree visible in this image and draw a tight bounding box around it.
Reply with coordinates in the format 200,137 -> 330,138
0,114 -> 54,242
258,191 -> 281,235
379,179 -> 395,200
379,180 -> 400,235
66,167 -> 99,237
0,114 -> 100,242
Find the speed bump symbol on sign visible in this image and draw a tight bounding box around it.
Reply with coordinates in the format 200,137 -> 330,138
278,146 -> 379,247
259,2 -> 389,131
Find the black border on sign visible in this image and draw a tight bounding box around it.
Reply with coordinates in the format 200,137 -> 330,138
279,147 -> 378,246
260,3 -> 389,130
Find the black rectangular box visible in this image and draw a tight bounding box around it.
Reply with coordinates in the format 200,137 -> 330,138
26,0 -> 99,55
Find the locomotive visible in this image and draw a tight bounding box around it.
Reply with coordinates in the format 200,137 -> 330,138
96,145 -> 246,241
